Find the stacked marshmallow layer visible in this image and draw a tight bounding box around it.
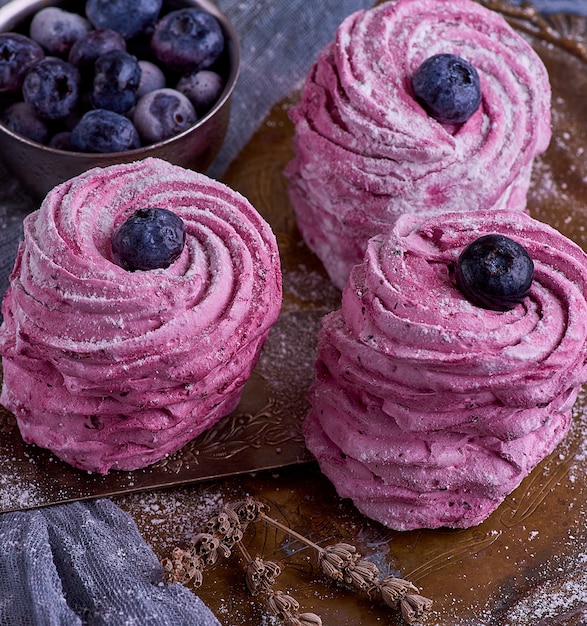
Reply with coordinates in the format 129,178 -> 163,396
0,158 -> 282,474
304,211 -> 587,529
285,0 -> 552,288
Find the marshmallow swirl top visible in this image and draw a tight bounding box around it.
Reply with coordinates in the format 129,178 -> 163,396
340,211 -> 587,431
290,0 -> 551,211
0,157 -> 282,403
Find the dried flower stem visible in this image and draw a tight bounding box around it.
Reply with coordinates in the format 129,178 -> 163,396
162,498 -> 432,625
258,509 -> 323,552
235,540 -> 323,626
257,509 -> 432,625
480,0 -> 587,62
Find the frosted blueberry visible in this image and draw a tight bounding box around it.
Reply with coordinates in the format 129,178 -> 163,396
29,7 -> 91,57
176,69 -> 224,115
0,33 -> 44,94
49,130 -> 74,150
455,234 -> 534,311
91,50 -> 141,114
151,8 -> 224,73
71,109 -> 140,152
22,57 -> 80,119
85,0 -> 163,40
411,53 -> 481,124
68,29 -> 127,72
136,60 -> 166,98
112,207 -> 186,271
1,101 -> 49,144
133,87 -> 196,143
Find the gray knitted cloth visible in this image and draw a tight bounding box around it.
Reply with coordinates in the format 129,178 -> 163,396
0,500 -> 221,626
0,0 -> 375,624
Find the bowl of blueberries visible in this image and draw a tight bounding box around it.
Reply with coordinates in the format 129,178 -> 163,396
0,0 -> 240,200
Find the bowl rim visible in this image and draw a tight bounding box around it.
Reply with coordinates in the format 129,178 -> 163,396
0,0 -> 241,158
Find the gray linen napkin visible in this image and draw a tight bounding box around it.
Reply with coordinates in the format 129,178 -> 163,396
0,0 -> 374,624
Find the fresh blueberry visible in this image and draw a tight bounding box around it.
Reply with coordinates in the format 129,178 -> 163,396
136,60 -> 166,98
29,7 -> 91,57
151,8 -> 224,73
133,87 -> 196,143
411,53 -> 481,124
85,0 -> 163,40
91,50 -> 141,114
49,130 -> 73,150
455,234 -> 534,311
0,33 -> 44,94
68,29 -> 126,73
0,101 -> 49,144
22,57 -> 80,119
71,109 -> 140,152
176,69 -> 224,115
112,207 -> 186,271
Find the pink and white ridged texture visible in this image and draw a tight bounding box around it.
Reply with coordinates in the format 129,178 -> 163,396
303,211 -> 587,530
0,158 -> 282,474
285,0 -> 552,289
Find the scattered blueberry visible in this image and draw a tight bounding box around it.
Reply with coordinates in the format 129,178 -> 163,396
22,57 -> 80,119
151,8 -> 224,73
455,234 -> 534,311
1,101 -> 49,144
91,50 -> 141,113
85,0 -> 163,40
112,207 -> 186,271
68,28 -> 126,72
0,33 -> 44,94
29,7 -> 91,57
176,69 -> 224,115
133,87 -> 196,143
71,108 -> 140,152
411,53 -> 481,124
136,60 -> 166,98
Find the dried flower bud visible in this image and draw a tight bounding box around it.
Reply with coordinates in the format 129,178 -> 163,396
379,575 -> 420,608
245,558 -> 282,595
191,565 -> 204,587
400,593 -> 434,625
228,497 -> 266,525
320,557 -> 344,582
267,590 -> 300,619
319,543 -> 360,574
345,559 -> 380,591
207,507 -> 244,547
327,543 -> 359,565
161,557 -> 174,579
208,511 -> 232,534
161,550 -> 205,586
191,533 -> 221,565
218,543 -> 232,559
297,612 -> 323,626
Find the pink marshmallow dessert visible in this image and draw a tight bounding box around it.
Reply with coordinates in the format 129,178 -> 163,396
0,158 -> 282,474
285,0 -> 552,289
303,211 -> 587,530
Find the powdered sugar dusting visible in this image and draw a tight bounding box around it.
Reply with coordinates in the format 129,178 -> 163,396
0,465 -> 41,511
115,485 -> 226,551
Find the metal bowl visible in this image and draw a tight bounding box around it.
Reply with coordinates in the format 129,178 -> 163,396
0,0 -> 240,201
